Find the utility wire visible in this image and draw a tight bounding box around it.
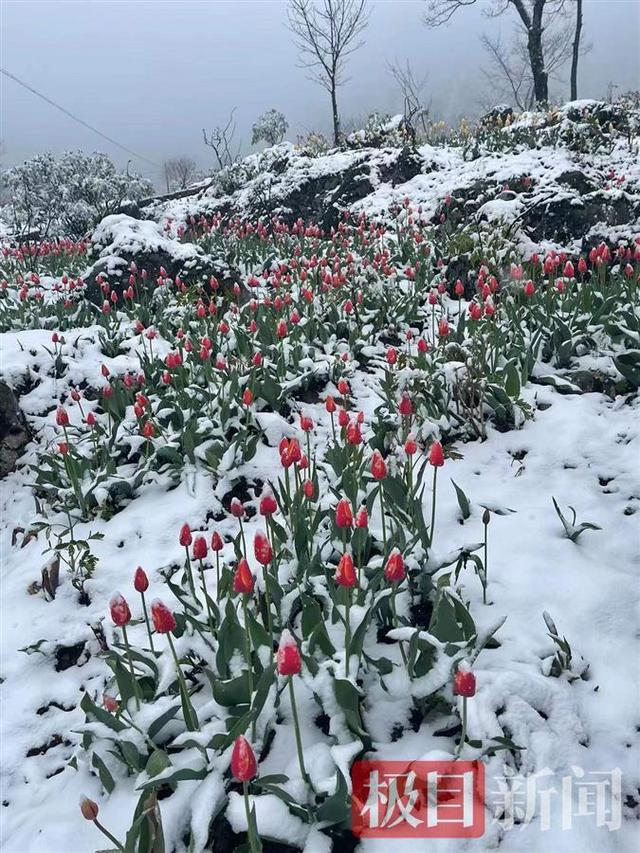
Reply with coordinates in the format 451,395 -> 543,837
0,66 -> 162,169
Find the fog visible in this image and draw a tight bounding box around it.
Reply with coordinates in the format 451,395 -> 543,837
1,0 -> 638,187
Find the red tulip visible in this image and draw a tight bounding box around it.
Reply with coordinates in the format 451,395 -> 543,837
259,492 -> 278,516
336,552 -> 356,587
254,532 -> 272,565
211,531 -> 224,551
428,441 -> 445,467
150,599 -> 177,634
134,567 -> 148,592
335,498 -> 353,528
300,413 -> 314,432
386,346 -> 397,365
179,523 -> 192,547
58,441 -> 69,455
523,280 -> 535,297
242,387 -> 253,406
277,629 -> 302,675
193,535 -> 208,560
56,407 -> 69,427
384,549 -> 405,582
231,735 -> 257,781
346,420 -> 362,445
109,592 -> 131,626
230,498 -> 245,518
325,395 -> 336,413
398,394 -> 413,417
454,669 -> 476,697
370,450 -> 387,480
303,479 -> 314,499
405,435 -> 417,455
233,558 -> 254,594
103,694 -> 119,713
355,507 -> 369,529
79,797 -> 99,821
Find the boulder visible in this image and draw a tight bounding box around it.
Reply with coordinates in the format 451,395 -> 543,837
0,382 -> 29,477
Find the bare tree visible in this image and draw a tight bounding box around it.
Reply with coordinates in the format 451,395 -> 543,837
163,157 -> 197,192
387,59 -> 431,139
202,109 -> 241,171
287,0 -> 370,145
424,0 -> 569,104
570,0 -> 583,101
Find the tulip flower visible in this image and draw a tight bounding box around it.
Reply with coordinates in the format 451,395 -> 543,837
134,567 -> 155,653
276,630 -> 310,784
426,440 -> 445,546
109,593 -> 141,710
231,736 -> 261,851
454,666 -> 476,757
179,524 -> 196,598
370,450 -> 387,481
259,491 -> 277,516
79,797 -> 123,851
151,599 -> 199,731
335,498 -> 353,529
234,559 -> 256,737
336,553 -> 356,677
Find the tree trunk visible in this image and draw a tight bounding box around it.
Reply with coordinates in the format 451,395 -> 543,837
330,81 -> 340,146
528,0 -> 548,104
570,0 -> 583,101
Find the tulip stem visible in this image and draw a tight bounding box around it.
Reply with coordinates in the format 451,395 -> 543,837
455,695 -> 468,759
93,819 -> 124,852
430,466 -> 438,547
243,596 -> 256,740
243,781 -> 261,853
120,624 -> 141,711
345,590 -> 351,679
482,520 -> 488,605
379,485 -> 388,556
238,517 -> 247,558
139,591 -> 156,653
183,546 -> 196,598
390,585 -> 408,665
215,551 -> 221,603
199,558 -> 216,635
166,632 -> 199,731
288,677 -> 310,785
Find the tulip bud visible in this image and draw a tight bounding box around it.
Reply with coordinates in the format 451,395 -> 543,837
230,498 -> 245,518
325,395 -> 336,413
211,531 -> 224,551
335,552 -> 356,587
150,599 -> 177,634
454,668 -> 476,697
231,735 -> 257,781
254,532 -> 272,565
134,567 -> 148,593
355,507 -> 369,529
428,440 -> 445,467
335,498 -> 353,528
384,549 -> 405,582
370,450 -> 387,481
303,479 -> 314,499
56,407 -> 69,427
277,629 -> 302,676
109,592 -> 131,626
233,558 -> 254,594
179,523 -> 192,547
398,394 -> 413,417
193,535 -> 208,560
259,491 -> 278,516
242,387 -> 253,406
103,694 -> 119,713
79,796 -> 99,821
482,508 -> 491,526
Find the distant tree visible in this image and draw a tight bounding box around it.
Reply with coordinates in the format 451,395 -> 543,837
387,59 -> 431,139
163,157 -> 198,192
424,0 -> 570,105
287,0 -> 370,145
570,0 -> 583,101
251,109 -> 289,147
3,151 -> 152,240
202,109 -> 241,171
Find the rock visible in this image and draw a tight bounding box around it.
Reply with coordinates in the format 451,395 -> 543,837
83,214 -> 240,304
522,193 -> 638,245
0,382 -> 29,477
557,170 -> 597,195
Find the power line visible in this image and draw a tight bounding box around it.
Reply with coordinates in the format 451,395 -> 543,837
0,66 -> 162,169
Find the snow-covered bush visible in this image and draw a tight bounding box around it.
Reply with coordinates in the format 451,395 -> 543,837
345,112 -> 410,149
251,108 -> 289,147
294,130 -> 331,157
2,151 -> 152,240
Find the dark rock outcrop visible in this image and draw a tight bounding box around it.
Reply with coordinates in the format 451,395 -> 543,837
0,382 -> 29,477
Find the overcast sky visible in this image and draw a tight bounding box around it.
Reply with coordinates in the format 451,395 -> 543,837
1,0 -> 638,187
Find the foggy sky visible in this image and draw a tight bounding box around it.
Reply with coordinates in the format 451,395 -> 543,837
1,0 -> 638,187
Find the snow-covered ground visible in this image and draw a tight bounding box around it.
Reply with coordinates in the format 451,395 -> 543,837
1,323 -> 638,852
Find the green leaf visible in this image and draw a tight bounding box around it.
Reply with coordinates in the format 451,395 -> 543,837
450,479 -> 471,521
